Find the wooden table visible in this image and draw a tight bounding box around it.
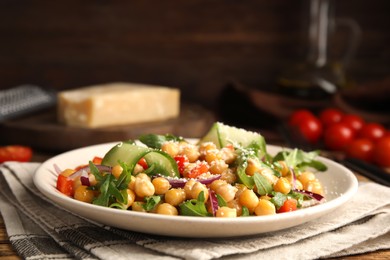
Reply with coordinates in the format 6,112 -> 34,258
1,153 -> 389,259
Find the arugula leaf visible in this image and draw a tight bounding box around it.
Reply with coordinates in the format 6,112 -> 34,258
138,134 -> 184,149
273,149 -> 327,172
179,191 -> 211,217
116,161 -> 133,190
89,161 -> 105,182
143,195 -> 162,211
270,192 -> 287,210
216,194 -> 227,207
289,191 -> 305,208
236,162 -> 254,189
253,173 -> 273,196
92,175 -> 112,206
241,206 -> 250,217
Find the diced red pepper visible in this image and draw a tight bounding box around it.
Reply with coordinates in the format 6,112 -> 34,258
187,161 -> 209,179
277,198 -> 297,213
137,158 -> 148,170
174,155 -> 189,175
56,174 -> 75,197
92,156 -> 103,165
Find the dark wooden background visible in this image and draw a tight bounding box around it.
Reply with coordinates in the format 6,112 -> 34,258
0,0 -> 389,108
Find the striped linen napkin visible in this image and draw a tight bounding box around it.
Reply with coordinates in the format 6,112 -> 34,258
0,162 -> 389,260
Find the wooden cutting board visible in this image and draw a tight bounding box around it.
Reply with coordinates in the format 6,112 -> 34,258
0,103 -> 215,152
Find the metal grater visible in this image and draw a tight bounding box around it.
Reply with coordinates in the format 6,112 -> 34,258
0,85 -> 57,122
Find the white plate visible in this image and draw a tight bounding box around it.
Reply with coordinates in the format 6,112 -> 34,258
34,142 -> 358,238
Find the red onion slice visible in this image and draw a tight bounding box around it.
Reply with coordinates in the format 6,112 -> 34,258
209,189 -> 219,216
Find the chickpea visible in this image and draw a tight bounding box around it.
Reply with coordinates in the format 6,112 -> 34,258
136,173 -> 151,181
305,180 -> 324,195
125,189 -> 136,208
111,164 -> 123,179
74,185 -> 95,203
220,146 -> 237,164
183,179 -> 197,199
133,164 -> 145,175
61,169 -> 75,177
128,175 -> 136,190
156,203 -> 178,215
88,174 -> 98,186
254,199 -> 276,216
245,158 -> 261,176
295,179 -> 304,190
277,161 -> 290,176
161,141 -> 180,157
215,183 -> 238,203
273,177 -> 291,194
181,144 -> 200,163
298,171 -> 316,187
204,150 -> 221,164
259,168 -> 279,184
259,195 -> 272,200
152,177 -> 171,195
72,176 -> 82,192
227,199 -> 243,216
199,142 -> 217,156
220,168 -> 237,184
190,182 -> 209,202
234,184 -> 248,199
132,201 -> 146,212
209,179 -> 227,192
165,188 -> 186,206
238,189 -> 258,213
209,159 -> 228,175
134,177 -> 155,198
216,206 -> 237,218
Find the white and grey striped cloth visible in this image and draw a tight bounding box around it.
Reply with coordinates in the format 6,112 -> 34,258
0,162 -> 389,260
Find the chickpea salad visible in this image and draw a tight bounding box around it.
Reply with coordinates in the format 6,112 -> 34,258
55,122 -> 327,218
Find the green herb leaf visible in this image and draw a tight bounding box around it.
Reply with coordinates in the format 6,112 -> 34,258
138,134 -> 184,149
236,162 -> 254,189
179,191 -> 211,217
241,206 -> 250,217
216,194 -> 227,207
253,173 -> 273,196
270,192 -> 287,210
143,195 -> 162,211
273,149 -> 327,172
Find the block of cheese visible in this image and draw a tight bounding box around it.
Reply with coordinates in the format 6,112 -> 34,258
57,82 -> 180,128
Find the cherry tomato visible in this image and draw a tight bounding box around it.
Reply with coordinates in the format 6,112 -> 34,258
324,122 -> 355,150
288,109 -> 316,126
340,114 -> 365,133
0,145 -> 33,163
345,138 -> 374,162
372,136 -> 390,167
319,108 -> 343,128
296,116 -> 323,144
358,123 -> 386,141
277,198 -> 297,213
289,110 -> 323,144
